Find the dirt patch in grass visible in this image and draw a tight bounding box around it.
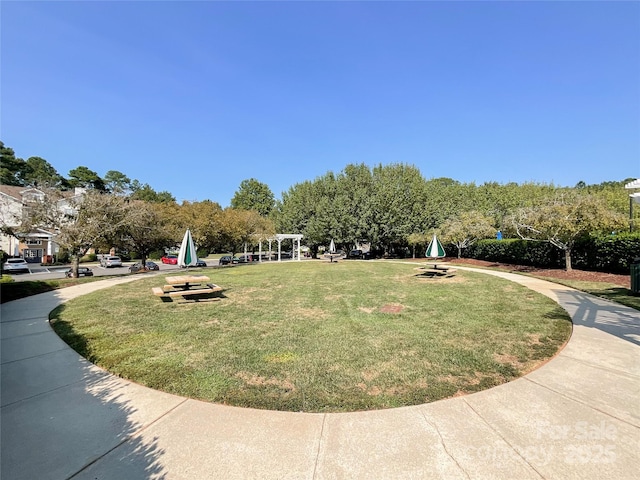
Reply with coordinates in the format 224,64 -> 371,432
493,353 -> 525,369
379,304 -> 404,314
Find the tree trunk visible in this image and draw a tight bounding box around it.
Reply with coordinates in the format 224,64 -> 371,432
457,246 -> 462,258
564,247 -> 573,272
71,255 -> 80,278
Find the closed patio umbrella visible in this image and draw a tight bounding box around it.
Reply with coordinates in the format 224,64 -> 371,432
178,229 -> 198,268
425,234 -> 446,259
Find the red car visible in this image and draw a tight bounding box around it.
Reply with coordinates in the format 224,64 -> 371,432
161,255 -> 178,265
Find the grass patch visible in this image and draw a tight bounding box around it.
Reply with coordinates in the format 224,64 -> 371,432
49,261 -> 572,412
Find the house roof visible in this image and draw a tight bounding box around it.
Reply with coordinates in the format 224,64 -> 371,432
0,184 -> 79,201
0,185 -> 45,201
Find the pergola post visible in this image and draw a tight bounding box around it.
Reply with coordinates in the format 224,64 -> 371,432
625,179 -> 640,233
271,234 -> 304,261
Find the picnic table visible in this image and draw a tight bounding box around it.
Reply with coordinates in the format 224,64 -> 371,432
152,275 -> 222,301
415,264 -> 457,278
165,275 -> 211,289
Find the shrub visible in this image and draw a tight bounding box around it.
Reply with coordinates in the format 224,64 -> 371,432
572,233 -> 640,273
464,233 -> 640,274
57,250 -> 71,264
80,253 -> 97,263
196,247 -> 209,258
148,250 -> 165,260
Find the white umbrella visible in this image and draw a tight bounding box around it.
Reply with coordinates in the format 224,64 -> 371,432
178,229 -> 198,268
425,234 -> 446,259
329,239 -> 336,253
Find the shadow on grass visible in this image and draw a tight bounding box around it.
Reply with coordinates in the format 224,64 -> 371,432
0,280 -> 58,304
50,304 -> 92,360
156,290 -> 228,303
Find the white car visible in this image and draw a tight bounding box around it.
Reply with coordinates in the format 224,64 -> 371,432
101,256 -> 122,268
3,258 -> 30,273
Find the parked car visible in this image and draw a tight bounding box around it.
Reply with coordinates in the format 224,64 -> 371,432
161,255 -> 178,265
2,258 -> 30,273
346,249 -> 371,259
129,261 -> 159,273
100,256 -> 122,268
180,259 -> 207,268
219,255 -> 239,265
238,254 -> 261,263
65,266 -> 94,278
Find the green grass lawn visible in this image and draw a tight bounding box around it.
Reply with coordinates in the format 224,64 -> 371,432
49,261 -> 571,412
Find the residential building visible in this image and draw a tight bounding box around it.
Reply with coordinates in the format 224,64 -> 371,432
0,185 -> 85,263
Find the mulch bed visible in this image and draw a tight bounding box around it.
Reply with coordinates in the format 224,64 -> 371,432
443,258 -> 631,289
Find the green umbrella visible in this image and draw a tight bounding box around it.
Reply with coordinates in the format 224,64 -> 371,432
425,234 -> 446,259
178,229 -> 198,268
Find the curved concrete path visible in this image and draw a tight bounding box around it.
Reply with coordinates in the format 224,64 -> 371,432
1,268 -> 639,479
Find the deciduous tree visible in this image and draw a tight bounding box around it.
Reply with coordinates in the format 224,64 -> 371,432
440,211 -> 496,258
21,189 -> 131,277
219,208 -> 274,257
231,178 -> 275,216
510,193 -> 626,271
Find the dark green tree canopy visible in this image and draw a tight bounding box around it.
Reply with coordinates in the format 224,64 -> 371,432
104,170 -> 132,195
23,157 -> 64,188
130,181 -> 176,203
0,142 -> 26,186
231,178 -> 275,216
67,166 -> 106,191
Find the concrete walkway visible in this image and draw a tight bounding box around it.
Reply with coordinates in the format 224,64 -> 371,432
1,268 -> 638,479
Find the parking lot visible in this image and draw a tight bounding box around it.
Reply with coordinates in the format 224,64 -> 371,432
4,261 -> 191,282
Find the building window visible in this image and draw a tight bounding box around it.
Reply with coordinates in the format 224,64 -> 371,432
26,239 -> 43,245
25,249 -> 42,259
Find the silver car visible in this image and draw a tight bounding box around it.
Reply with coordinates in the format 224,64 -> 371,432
101,256 -> 122,268
2,258 -> 30,273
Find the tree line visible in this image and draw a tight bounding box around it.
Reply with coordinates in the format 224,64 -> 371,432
0,141 -> 175,203
1,140 -> 636,273
272,163 -> 633,270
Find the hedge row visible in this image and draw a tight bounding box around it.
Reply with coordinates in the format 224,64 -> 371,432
463,233 -> 640,274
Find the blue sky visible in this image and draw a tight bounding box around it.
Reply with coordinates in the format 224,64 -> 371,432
2,1 -> 639,206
